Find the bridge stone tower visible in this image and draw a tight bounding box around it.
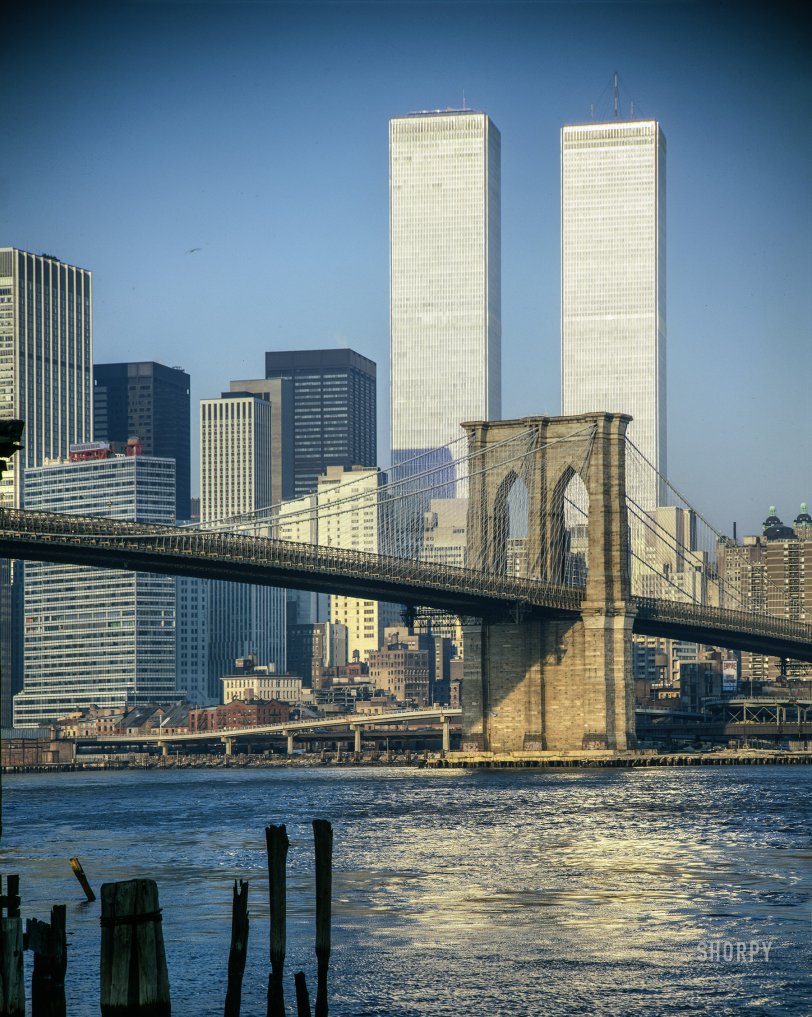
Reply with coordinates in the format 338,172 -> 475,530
461,413 -> 637,753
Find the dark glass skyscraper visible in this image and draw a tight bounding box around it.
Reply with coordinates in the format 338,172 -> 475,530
94,361 -> 191,520
264,349 -> 376,497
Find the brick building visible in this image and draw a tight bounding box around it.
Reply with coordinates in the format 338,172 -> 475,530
367,641 -> 430,706
188,699 -> 289,733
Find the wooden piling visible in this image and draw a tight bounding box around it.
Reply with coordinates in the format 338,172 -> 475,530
0,874 -> 24,1017
224,881 -> 249,1017
100,879 -> 170,1016
294,971 -> 312,1017
69,858 -> 96,903
265,825 -> 289,1017
0,916 -> 24,1017
25,904 -> 67,1017
0,870 -> 20,919
312,820 -> 333,1017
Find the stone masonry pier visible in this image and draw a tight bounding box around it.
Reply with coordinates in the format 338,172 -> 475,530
461,413 -> 637,753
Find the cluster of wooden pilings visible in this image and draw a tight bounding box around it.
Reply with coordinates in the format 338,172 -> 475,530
0,821 -> 334,1016
261,820 -> 333,1017
0,874 -> 67,1016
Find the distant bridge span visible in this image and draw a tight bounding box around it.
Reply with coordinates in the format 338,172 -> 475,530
88,707 -> 463,753
1,508 -> 810,663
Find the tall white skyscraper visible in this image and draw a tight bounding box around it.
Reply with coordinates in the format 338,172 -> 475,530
389,111 -> 501,474
561,120 -> 666,508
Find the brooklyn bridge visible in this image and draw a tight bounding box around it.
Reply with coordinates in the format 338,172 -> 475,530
1,413 -> 810,755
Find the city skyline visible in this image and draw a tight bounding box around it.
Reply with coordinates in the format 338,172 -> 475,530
2,2 -> 809,536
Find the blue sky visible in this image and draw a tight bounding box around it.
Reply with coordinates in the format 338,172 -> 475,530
2,0 -> 809,535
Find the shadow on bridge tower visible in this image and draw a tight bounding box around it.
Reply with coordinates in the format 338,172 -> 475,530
461,413 -> 637,753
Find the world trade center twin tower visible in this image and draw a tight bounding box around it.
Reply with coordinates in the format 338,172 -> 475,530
389,109 -> 665,509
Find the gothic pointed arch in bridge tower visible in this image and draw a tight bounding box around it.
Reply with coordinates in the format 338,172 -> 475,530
461,413 -> 637,753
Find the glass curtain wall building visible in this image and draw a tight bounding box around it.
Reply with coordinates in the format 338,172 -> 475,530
264,349 -> 376,499
561,120 -> 666,510
14,449 -> 176,727
389,111 -> 501,485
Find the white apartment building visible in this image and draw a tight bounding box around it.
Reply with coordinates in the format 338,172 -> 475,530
199,393 -> 285,702
561,120 -> 666,509
389,111 -> 501,476
317,465 -> 401,662
277,492 -> 327,626
221,673 -> 304,705
200,394 -> 274,523
421,498 -> 468,569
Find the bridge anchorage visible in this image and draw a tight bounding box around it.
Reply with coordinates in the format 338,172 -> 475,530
1,413 -> 810,754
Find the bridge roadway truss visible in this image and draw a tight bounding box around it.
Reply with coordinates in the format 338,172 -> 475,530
0,507 -> 809,662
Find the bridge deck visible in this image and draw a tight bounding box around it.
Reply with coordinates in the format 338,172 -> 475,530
1,509 -> 810,661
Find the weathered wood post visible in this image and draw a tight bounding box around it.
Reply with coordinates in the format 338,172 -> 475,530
265,824 -> 289,1017
294,972 -> 312,1017
100,879 -> 170,1016
312,820 -> 332,1017
69,858 -> 96,903
1,878 -> 19,919
25,904 -> 67,1017
0,921 -> 24,1017
224,880 -> 249,1017
0,873 -> 24,1016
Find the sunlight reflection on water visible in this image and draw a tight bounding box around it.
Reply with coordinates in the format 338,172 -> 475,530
1,765 -> 810,1015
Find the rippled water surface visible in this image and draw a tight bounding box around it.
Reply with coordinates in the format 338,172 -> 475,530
1,766 -> 810,1015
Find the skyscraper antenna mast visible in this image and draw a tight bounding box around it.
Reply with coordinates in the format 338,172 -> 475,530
613,71 -> 619,117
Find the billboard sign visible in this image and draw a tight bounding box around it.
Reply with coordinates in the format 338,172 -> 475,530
722,660 -> 738,694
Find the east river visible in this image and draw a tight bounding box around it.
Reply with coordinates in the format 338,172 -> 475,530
1,766 -> 810,1016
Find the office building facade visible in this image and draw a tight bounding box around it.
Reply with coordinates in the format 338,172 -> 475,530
176,575 -> 209,706
199,394 -> 285,700
14,448 -> 176,726
200,394 -> 274,523
0,248 -> 93,724
719,506 -> 812,682
389,111 -> 501,473
0,248 -> 93,508
264,349 -> 376,498
94,361 -> 191,521
561,120 -> 666,508
227,377 -> 294,503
